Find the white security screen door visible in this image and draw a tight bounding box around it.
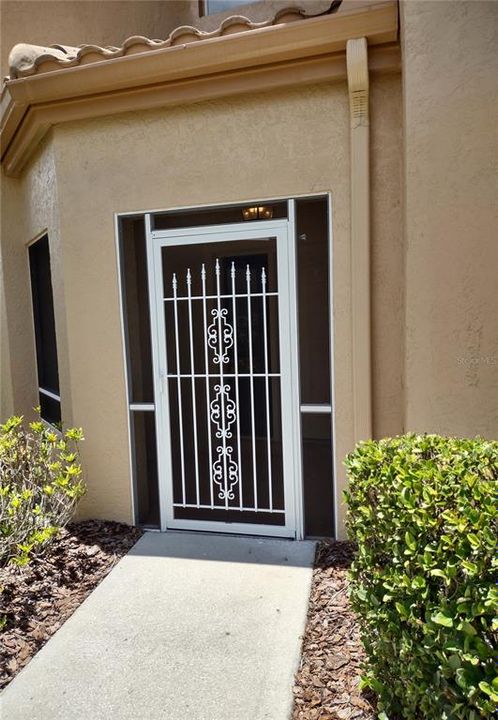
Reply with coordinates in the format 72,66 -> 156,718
147,220 -> 298,537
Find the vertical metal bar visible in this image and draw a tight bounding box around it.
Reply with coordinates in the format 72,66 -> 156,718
145,217 -> 173,531
231,262 -> 243,509
326,193 -> 338,539
261,267 -> 273,511
115,213 -> 137,526
187,268 -> 200,507
201,264 -> 214,508
215,259 -> 228,508
286,199 -> 304,540
246,264 -> 258,511
172,273 -> 186,506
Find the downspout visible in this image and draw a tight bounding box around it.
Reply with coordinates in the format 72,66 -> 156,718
347,37 -> 372,443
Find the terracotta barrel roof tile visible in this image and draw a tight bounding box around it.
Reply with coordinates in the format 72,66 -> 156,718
7,2 -> 343,80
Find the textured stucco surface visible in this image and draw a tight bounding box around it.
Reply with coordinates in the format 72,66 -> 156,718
0,174 -> 15,418
190,0 -> 332,32
0,74 -> 405,536
52,83 -> 354,528
370,74 -> 403,439
401,0 -> 498,438
0,138 -> 64,422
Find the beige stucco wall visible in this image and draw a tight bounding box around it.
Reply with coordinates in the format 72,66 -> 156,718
370,74 -> 403,438
1,139 -> 57,421
0,70 -> 404,536
401,0 -> 498,439
0,134 -> 75,432
189,0 -> 332,31
53,82 -> 354,528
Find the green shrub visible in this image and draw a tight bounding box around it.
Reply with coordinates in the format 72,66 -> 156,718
344,434 -> 498,719
0,414 -> 85,566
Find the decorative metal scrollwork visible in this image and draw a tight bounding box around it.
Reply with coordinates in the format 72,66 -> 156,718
207,297 -> 239,499
213,446 -> 238,501
207,308 -> 233,364
209,382 -> 239,499
210,384 -> 236,439
168,259 -> 284,513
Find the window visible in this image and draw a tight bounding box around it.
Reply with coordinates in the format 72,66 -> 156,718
28,235 -> 61,426
201,0 -> 253,16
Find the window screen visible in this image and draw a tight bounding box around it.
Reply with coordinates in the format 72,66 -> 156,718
296,196 -> 334,536
119,216 -> 160,527
28,235 -> 61,426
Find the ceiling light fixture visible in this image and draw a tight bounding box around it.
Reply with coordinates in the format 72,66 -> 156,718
242,205 -> 274,221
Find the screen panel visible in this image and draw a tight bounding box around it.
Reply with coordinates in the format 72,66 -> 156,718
161,236 -> 286,527
119,216 -> 154,404
296,197 -> 331,405
302,412 -> 334,537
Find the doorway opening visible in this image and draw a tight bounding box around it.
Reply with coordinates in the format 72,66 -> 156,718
117,196 -> 334,538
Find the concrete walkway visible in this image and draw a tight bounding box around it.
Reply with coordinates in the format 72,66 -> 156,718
2,531 -> 315,720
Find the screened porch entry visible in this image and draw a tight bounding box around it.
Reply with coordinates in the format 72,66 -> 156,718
118,197 -> 334,539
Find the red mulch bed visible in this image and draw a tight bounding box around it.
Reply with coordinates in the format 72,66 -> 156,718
292,540 -> 376,720
0,519 -> 142,690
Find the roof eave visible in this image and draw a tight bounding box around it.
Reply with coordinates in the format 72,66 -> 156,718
1,0 -> 398,177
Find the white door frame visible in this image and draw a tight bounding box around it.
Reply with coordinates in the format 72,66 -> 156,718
145,216 -> 302,538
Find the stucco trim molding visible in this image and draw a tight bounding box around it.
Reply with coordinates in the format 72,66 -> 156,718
1,1 -> 398,177
347,37 -> 372,445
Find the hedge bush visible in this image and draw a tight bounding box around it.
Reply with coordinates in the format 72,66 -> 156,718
0,414 -> 85,566
344,434 -> 498,719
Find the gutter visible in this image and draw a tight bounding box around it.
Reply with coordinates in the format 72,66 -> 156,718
347,37 -> 372,443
